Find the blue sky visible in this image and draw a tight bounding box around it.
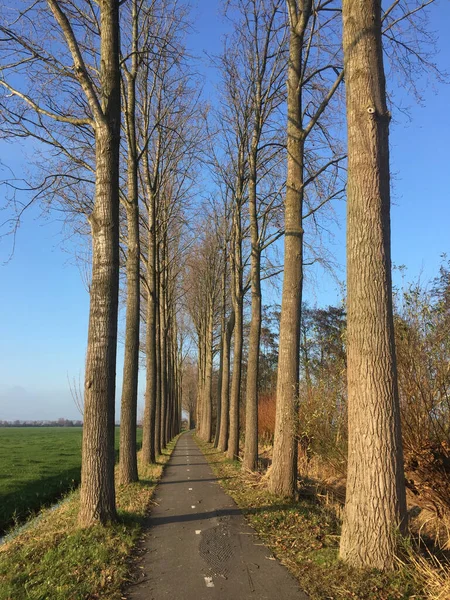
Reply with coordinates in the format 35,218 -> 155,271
0,0 -> 449,420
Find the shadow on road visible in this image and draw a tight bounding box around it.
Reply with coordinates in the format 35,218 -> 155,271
149,502 -> 297,527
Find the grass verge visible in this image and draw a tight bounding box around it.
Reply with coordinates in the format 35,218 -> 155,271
0,427 -> 143,534
195,437 -> 423,600
0,435 -> 178,600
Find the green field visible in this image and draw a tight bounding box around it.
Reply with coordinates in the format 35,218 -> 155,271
0,427 -> 143,534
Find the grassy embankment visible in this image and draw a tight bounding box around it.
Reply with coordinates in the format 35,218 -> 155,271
196,437 -> 427,600
0,427 -> 143,533
0,435 -> 178,600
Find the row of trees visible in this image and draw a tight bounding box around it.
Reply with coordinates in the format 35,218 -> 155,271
188,0 -> 441,572
0,0 -> 442,575
0,0 -> 203,526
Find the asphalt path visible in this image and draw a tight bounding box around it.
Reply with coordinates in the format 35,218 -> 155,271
126,431 -> 308,599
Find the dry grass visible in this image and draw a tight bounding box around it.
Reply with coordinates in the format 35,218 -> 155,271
396,544 -> 450,600
197,437 -> 420,600
206,434 -> 450,600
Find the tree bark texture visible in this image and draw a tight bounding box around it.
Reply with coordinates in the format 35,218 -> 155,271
269,9 -> 307,497
339,0 -> 407,570
79,0 -> 121,526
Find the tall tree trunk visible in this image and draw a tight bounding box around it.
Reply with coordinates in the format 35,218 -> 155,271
175,337 -> 181,435
118,198 -> 140,484
177,351 -> 182,433
227,206 -> 243,460
142,185 -> 157,464
202,304 -> 214,442
244,144 -> 261,471
214,247 -> 230,448
171,335 -> 179,437
119,20 -> 140,483
160,281 -> 167,449
228,299 -> 243,460
166,326 -> 173,442
218,310 -> 234,452
79,0 -> 121,526
214,310 -> 224,448
154,256 -> 162,456
269,6 -> 308,497
196,332 -> 204,436
159,238 -> 169,449
339,0 -> 407,570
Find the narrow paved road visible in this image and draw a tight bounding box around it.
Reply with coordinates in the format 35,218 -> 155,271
126,432 -> 308,599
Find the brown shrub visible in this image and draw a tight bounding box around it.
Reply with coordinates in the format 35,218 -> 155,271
258,393 -> 276,443
405,442 -> 450,522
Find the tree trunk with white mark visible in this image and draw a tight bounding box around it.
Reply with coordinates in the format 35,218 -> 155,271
339,0 -> 407,570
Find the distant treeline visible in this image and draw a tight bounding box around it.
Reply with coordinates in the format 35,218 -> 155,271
0,419 -> 83,427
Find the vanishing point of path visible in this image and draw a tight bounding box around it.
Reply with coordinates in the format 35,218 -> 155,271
126,431 -> 308,600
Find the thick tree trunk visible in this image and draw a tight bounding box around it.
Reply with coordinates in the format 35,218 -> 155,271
269,22 -> 305,498
243,148 -> 261,472
339,0 -> 407,570
119,57 -> 140,485
78,0 -> 120,527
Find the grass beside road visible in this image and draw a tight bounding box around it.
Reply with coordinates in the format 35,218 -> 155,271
0,427 -> 143,533
0,437 -> 178,600
196,438 -> 423,600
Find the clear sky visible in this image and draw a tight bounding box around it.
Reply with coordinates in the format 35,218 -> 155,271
0,0 -> 449,420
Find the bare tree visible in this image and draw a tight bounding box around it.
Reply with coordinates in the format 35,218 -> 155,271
118,0 -> 146,486
182,358 -> 197,429
0,0 -> 122,526
186,215 -> 222,442
269,0 -> 343,497
338,0 -> 407,570
216,201 -> 235,451
210,35 -> 252,460
224,0 -> 288,471
137,0 -> 199,460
